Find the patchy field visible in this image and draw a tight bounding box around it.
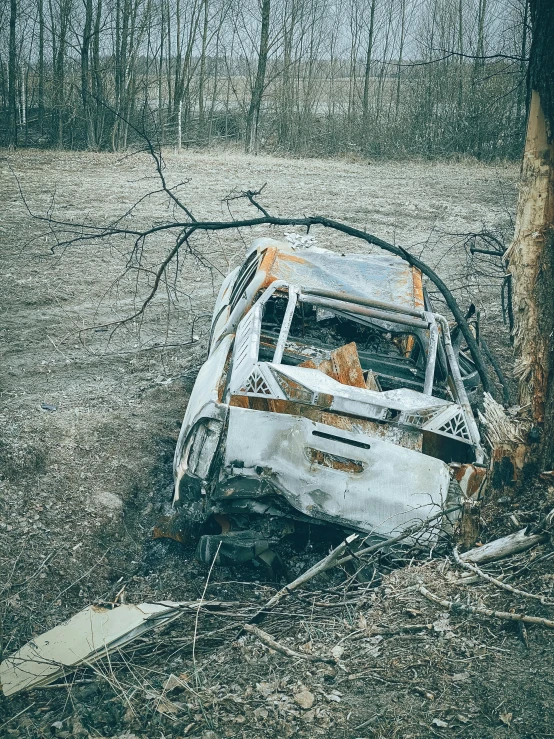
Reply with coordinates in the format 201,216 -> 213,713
2,149 -> 553,738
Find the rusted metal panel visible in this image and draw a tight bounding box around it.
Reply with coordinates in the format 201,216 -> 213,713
228,396 -> 423,451
412,267 -> 425,309
262,243 -> 425,313
296,342 -> 366,389
308,449 -> 364,473
174,239 -> 484,548
153,515 -> 188,544
452,463 -> 487,499
329,342 -> 366,388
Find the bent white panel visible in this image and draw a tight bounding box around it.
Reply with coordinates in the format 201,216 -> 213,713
223,407 -> 451,538
173,334 -> 232,495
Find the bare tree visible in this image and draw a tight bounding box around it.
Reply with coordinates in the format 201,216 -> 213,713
7,0 -> 16,148
245,0 -> 271,152
0,0 -> 531,157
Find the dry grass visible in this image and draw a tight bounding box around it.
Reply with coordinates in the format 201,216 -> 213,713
3,148 -> 549,739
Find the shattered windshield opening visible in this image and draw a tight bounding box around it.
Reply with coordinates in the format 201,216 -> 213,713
258,292 -> 443,395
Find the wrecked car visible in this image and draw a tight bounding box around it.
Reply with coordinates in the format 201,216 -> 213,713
173,238 -> 486,564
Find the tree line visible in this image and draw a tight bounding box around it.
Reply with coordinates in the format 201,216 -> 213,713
0,0 -> 530,158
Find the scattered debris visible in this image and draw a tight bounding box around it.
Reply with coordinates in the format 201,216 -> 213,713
0,600 -> 235,696
244,624 -> 334,663
499,711 -> 513,726
293,688 -> 315,709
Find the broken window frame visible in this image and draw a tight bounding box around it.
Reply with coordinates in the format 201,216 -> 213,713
227,281 -> 482,460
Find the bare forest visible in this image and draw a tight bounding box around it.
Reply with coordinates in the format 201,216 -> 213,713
1,0 -> 530,158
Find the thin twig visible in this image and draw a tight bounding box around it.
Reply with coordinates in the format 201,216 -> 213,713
192,541 -> 222,684
0,702 -> 36,731
452,546 -> 553,605
244,624 -> 335,663
418,584 -> 554,629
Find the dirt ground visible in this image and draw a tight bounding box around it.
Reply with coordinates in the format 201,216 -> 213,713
1,147 -> 553,738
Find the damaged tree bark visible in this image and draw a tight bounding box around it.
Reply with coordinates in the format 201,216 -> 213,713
505,0 -> 554,468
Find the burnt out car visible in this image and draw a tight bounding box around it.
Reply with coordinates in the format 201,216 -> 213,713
173,238 -> 485,563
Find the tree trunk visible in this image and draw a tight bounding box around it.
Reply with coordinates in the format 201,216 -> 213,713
197,0 -> 209,141
91,0 -> 104,145
395,0 -> 406,120
245,0 -> 270,153
81,0 -> 93,146
7,0 -> 17,149
361,0 -> 376,130
506,0 -> 554,468
38,0 -> 45,134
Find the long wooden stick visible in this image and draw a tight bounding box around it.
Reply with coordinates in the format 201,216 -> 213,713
250,533 -> 358,622
459,528 -> 546,565
244,624 -> 334,663
418,584 -> 554,629
453,546 -> 554,605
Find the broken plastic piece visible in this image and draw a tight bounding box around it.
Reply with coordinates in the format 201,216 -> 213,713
0,602 -> 183,696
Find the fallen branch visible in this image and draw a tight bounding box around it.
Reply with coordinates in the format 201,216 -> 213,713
453,546 -> 553,604
250,533 -> 358,622
418,584 -> 554,629
243,624 -> 334,663
459,528 -> 547,565
20,151 -> 492,392
251,507 -> 459,623
334,506 -> 460,568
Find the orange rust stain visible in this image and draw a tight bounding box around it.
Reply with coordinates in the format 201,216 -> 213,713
230,395 -> 249,408
317,359 -> 335,377
330,342 -> 366,388
249,397 -> 271,411
261,251 -> 310,287
403,334 -> 416,357
454,464 -> 487,498
308,448 -> 363,473
277,251 -> 308,264
412,267 -> 424,309
259,247 -> 280,289
153,515 -> 187,544
217,350 -> 233,402
298,359 -> 318,369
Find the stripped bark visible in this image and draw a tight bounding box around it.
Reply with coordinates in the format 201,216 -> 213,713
459,528 -> 546,565
505,0 -> 554,467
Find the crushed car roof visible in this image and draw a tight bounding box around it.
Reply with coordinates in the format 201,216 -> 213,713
251,238 -> 424,313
